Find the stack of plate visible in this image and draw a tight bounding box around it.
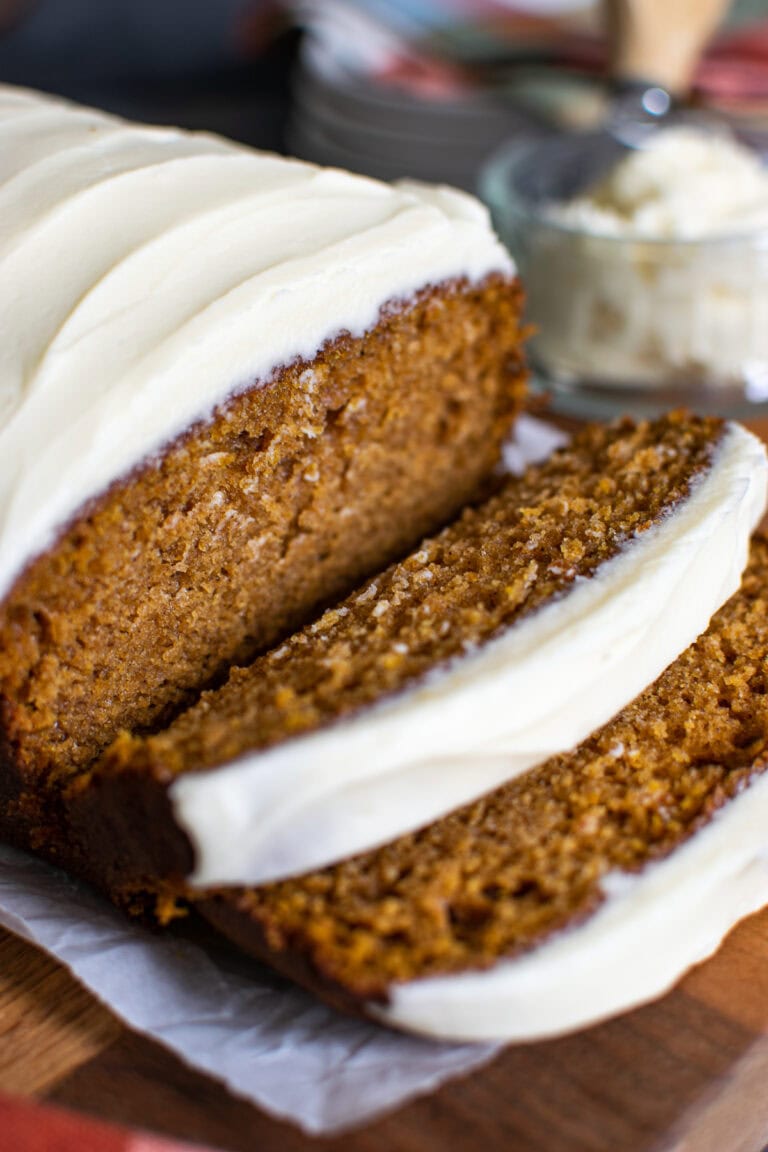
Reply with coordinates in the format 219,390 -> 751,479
288,36 -> 542,190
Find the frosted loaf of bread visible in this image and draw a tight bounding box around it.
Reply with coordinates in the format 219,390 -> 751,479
0,83 -> 526,861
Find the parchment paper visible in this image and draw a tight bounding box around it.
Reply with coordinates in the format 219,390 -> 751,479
0,417 -> 565,1136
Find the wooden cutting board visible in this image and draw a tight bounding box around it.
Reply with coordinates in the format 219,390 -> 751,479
2,903 -> 768,1152
3,415 -> 768,1152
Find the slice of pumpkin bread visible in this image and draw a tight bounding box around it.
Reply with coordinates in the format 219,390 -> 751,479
199,533 -> 768,1042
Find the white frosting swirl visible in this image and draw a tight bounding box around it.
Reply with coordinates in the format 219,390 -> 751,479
170,422 -> 768,888
0,84 -> 512,600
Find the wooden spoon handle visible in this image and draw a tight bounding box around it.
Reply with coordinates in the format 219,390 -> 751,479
604,0 -> 731,95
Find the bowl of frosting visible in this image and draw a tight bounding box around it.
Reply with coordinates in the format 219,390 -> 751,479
481,125 -> 768,417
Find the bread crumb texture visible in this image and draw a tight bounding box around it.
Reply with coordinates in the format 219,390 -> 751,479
105,412 -> 724,781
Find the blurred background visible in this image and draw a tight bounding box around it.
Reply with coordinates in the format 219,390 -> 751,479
1,0 -> 768,190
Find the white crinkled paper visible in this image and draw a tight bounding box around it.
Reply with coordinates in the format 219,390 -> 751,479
0,417 -> 564,1135
0,844 -> 498,1133
501,412 -> 568,475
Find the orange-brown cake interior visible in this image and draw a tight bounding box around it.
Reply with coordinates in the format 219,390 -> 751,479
90,412 -> 724,782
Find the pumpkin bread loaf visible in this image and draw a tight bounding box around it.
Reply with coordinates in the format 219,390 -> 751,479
3,85 -> 768,1050
0,85 -> 525,861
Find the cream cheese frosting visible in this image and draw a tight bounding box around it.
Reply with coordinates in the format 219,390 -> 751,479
531,128 -> 768,392
548,127 -> 768,239
170,422 -> 768,888
0,83 -> 512,601
376,765 -> 768,1042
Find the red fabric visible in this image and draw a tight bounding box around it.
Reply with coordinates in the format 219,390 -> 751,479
0,1093 -> 214,1152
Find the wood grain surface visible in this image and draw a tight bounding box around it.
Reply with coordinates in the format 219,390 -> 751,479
3,414 -> 768,1152
2,906 -> 768,1152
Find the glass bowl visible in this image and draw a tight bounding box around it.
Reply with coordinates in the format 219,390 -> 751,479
480,133 -> 768,418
